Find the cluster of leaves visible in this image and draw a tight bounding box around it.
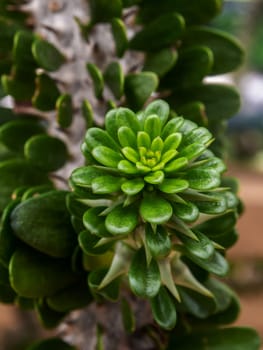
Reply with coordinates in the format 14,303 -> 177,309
0,1 -> 261,349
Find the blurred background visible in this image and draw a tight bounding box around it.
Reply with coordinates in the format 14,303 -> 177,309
0,0 -> 263,348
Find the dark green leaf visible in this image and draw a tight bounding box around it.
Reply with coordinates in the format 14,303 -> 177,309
145,224 -> 171,258
81,99 -> 94,127
121,297 -> 135,333
150,286 -> 177,330
143,48 -> 178,77
185,168 -> 220,190
138,0 -> 222,25
89,0 -> 122,23
172,83 -> 241,122
121,178 -> 144,195
91,175 -> 123,194
83,207 -> 108,236
79,230 -> 113,255
11,191 -> 76,258
32,73 -> 60,111
129,12 -> 185,51
87,63 -> 104,99
0,199 -> 20,267
1,72 -> 35,101
125,72 -> 158,110
32,37 -> 66,72
129,248 -> 161,298
25,135 -> 68,171
111,18 -> 128,57
182,27 -> 245,75
0,159 -> 50,212
47,280 -> 92,312
158,178 -> 189,194
178,246 -> 229,277
12,30 -> 36,66
0,119 -> 45,153
162,46 -> 213,89
56,93 -> 73,128
104,61 -> 124,99
178,230 -> 215,260
9,247 -> 78,297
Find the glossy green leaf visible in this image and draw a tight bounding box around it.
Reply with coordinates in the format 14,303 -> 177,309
83,207 -> 108,236
164,157 -> 188,173
27,337 -> 76,350
86,127 -> 120,153
169,327 -> 261,350
47,280 -> 92,313
194,193 -> 227,215
185,168 -> 220,190
25,135 -> 68,172
150,286 -> 177,330
182,27 -> 245,75
9,247 -> 78,297
129,12 -> 185,51
140,194 -> 173,224
161,117 -> 184,139
91,175 -> 123,194
118,126 -> 137,148
89,0 -> 122,23
87,62 -> 104,99
125,72 -> 158,110
173,201 -> 199,222
143,48 -> 178,77
104,61 -> 124,99
32,37 -> 66,71
129,248 -> 161,298
179,142 -> 207,160
158,178 -> 189,194
183,127 -> 213,146
32,73 -> 60,111
11,191 -> 76,258
111,18 -> 128,57
178,246 -> 229,277
56,93 -> 73,128
92,146 -> 123,167
179,230 -> 215,260
70,166 -> 105,188
106,204 -> 138,235
0,119 -> 45,153
177,285 -> 217,319
121,178 -> 144,195
0,159 -> 50,212
145,225 -> 171,258
81,99 -> 94,127
144,170 -> 164,185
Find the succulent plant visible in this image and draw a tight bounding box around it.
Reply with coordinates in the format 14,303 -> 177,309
69,99 -> 239,329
